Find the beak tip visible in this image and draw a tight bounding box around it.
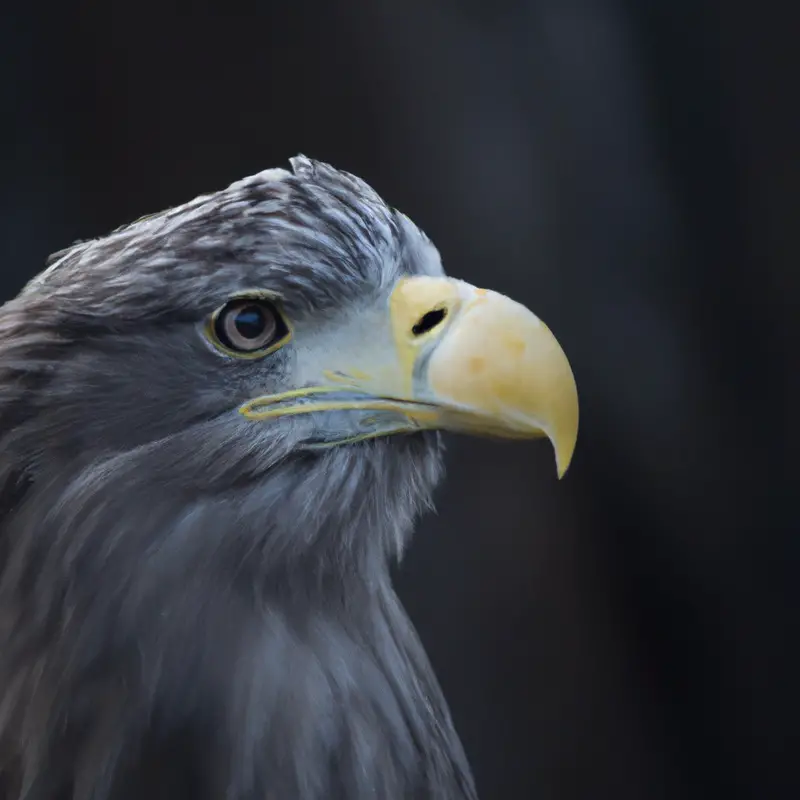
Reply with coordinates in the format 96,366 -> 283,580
555,453 -> 572,480
553,384 -> 579,481
551,426 -> 578,480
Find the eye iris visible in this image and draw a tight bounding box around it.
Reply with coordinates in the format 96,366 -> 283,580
214,299 -> 283,354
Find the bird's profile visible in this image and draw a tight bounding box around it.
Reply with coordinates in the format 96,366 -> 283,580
0,156 -> 578,800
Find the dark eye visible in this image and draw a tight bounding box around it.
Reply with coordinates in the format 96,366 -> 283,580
212,299 -> 289,355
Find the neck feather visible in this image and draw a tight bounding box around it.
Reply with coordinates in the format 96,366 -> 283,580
0,433 -> 476,799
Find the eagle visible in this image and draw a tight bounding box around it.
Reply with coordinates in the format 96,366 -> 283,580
0,157 -> 578,800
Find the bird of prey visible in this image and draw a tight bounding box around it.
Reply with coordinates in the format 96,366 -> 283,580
0,157 -> 578,800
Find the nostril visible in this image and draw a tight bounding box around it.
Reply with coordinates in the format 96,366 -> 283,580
412,308 -> 447,336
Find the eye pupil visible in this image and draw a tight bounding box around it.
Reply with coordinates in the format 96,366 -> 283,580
234,306 -> 266,339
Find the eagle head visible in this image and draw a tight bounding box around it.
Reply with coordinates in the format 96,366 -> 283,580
0,157 -> 578,799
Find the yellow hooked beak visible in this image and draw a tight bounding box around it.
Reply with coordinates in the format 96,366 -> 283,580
242,276 -> 579,478
389,277 -> 578,477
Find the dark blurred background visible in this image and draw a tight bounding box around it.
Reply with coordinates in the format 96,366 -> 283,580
2,1 -> 796,798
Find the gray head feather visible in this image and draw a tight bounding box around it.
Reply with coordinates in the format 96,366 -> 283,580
0,157 -> 477,799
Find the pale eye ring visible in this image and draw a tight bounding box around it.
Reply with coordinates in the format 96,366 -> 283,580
212,300 -> 286,354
